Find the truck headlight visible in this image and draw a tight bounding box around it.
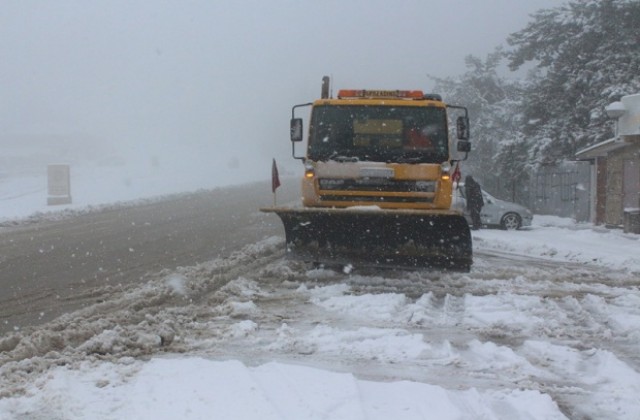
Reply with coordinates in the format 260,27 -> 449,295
440,161 -> 452,180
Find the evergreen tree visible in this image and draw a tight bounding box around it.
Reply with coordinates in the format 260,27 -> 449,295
431,52 -> 528,202
506,0 -> 640,164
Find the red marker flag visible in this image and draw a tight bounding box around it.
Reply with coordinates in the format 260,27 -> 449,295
271,158 -> 281,193
451,162 -> 461,184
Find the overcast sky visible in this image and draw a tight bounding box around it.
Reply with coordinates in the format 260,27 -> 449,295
0,0 -> 563,174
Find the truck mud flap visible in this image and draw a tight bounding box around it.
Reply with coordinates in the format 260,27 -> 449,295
265,208 -> 472,272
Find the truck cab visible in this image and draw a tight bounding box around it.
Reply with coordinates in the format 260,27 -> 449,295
291,89 -> 470,211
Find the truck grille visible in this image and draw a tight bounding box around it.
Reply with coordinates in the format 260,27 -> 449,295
318,178 -> 436,193
319,195 -> 434,203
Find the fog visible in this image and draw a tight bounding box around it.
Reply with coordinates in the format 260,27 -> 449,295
1,0 -> 561,181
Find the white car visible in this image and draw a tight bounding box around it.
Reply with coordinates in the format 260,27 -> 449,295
452,184 -> 533,230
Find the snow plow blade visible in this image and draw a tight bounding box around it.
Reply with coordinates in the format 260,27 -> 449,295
262,207 -> 472,271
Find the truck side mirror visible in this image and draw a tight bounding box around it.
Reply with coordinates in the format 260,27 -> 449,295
456,116 -> 469,140
290,118 -> 303,142
457,140 -> 471,152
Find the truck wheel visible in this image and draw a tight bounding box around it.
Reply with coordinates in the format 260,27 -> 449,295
501,213 -> 521,230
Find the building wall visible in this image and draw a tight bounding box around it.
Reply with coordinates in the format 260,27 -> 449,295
605,142 -> 640,226
605,150 -> 625,226
623,140 -> 640,211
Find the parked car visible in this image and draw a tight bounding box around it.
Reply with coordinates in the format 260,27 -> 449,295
452,184 -> 533,230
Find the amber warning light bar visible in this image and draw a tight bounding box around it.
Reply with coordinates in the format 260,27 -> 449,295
337,89 -> 424,99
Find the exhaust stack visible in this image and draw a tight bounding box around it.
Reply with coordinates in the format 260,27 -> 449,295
321,76 -> 330,99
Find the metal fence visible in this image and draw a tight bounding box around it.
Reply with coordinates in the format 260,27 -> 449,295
528,161 -> 591,222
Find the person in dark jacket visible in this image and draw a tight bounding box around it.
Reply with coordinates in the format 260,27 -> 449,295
465,175 -> 484,230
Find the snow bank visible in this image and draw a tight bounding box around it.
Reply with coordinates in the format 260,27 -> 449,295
0,357 -> 568,420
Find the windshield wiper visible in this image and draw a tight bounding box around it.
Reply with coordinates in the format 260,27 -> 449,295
328,151 -> 359,162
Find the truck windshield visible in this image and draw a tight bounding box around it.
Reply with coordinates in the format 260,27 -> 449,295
308,105 -> 448,163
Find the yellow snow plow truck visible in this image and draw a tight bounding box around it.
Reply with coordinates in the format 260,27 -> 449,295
262,77 -> 472,271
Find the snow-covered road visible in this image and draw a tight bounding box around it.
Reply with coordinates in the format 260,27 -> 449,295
1,215 -> 639,419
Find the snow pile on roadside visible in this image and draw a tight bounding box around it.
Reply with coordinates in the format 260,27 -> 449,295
0,357 -> 566,420
474,215 -> 640,273
0,158 -> 272,224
